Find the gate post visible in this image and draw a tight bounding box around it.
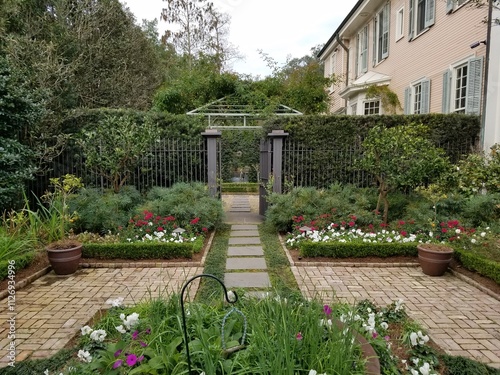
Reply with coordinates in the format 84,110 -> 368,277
268,130 -> 289,194
202,129 -> 222,198
259,139 -> 271,216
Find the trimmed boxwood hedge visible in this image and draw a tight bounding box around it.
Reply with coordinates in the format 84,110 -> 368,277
453,248 -> 500,284
298,242 -> 418,258
82,238 -> 203,260
221,183 -> 259,193
0,252 -> 35,281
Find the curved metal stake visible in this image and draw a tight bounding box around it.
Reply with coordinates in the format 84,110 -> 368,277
180,274 -> 238,375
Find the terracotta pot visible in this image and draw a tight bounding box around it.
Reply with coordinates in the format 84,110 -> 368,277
46,240 -> 82,275
417,243 -> 454,276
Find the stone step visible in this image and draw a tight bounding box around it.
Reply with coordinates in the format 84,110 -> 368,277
231,225 -> 258,230
230,230 -> 259,237
224,272 -> 271,288
229,237 -> 261,245
229,207 -> 251,212
226,257 -> 267,270
228,246 -> 264,256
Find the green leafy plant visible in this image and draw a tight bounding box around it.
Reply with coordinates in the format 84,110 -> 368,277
365,84 -> 402,114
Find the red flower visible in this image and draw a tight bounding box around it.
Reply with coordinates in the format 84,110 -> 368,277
143,211 -> 153,220
441,228 -> 448,233
350,215 -> 357,221
190,217 -> 200,225
348,221 -> 355,227
202,227 -> 208,232
400,231 -> 407,237
398,220 -> 405,226
296,332 -> 303,341
157,227 -> 164,232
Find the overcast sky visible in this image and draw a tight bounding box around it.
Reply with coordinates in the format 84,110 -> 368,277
119,0 -> 358,77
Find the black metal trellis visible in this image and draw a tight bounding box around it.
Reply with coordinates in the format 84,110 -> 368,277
180,274 -> 244,375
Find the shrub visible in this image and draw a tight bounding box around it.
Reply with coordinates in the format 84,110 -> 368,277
69,186 -> 142,234
0,252 -> 35,281
453,248 -> 500,284
298,241 -> 417,258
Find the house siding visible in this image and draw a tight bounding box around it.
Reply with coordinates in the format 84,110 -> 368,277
322,0 -> 487,115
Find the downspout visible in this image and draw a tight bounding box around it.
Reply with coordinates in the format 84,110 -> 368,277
336,35 -> 349,113
480,0 -> 493,150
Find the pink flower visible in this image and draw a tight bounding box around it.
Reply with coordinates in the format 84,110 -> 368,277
143,211 -> 153,220
296,332 -> 303,341
114,349 -> 122,357
140,341 -> 148,347
384,335 -> 390,341
372,332 -> 378,339
126,354 -> 138,366
323,305 -> 332,317
113,359 -> 123,369
190,217 -> 200,225
132,330 -> 139,340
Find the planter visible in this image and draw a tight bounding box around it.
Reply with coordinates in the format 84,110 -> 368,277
46,240 -> 82,275
417,244 -> 454,276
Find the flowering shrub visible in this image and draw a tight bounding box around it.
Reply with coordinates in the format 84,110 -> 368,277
286,215 -> 491,249
118,210 -> 206,243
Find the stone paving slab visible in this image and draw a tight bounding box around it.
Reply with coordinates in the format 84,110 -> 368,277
230,230 -> 260,237
292,265 -> 500,368
224,272 -> 271,288
229,207 -> 251,212
226,258 -> 267,270
0,267 -> 203,367
228,246 -> 264,256
228,237 -> 261,245
231,225 -> 258,230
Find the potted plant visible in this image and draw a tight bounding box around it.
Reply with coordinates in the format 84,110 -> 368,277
417,243 -> 454,276
42,174 -> 84,275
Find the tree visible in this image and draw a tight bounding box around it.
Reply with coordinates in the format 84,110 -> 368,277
78,115 -> 158,193
0,57 -> 41,211
357,124 -> 449,223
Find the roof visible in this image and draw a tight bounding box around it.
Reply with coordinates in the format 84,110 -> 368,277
339,71 -> 391,98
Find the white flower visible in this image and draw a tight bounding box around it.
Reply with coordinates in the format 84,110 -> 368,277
115,325 -> 127,334
455,229 -> 461,234
471,238 -> 477,244
44,370 -> 49,375
90,329 -> 107,342
121,312 -> 140,330
410,369 -> 419,375
77,349 -> 93,363
309,370 -> 318,375
481,232 -> 486,237
410,332 -> 418,346
380,322 -> 389,330
81,325 -> 93,336
106,297 -> 124,307
419,362 -> 432,375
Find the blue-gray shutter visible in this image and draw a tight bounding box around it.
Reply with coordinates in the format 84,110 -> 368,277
404,87 -> 412,114
382,3 -> 390,59
446,0 -> 454,13
408,0 -> 414,40
362,26 -> 368,73
442,69 -> 451,113
373,19 -> 377,67
421,78 -> 431,114
356,33 -> 360,76
465,56 -> 484,115
424,0 -> 435,28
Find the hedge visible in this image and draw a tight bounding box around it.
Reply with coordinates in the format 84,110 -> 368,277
82,238 -> 203,260
453,248 -> 500,284
0,252 -> 35,281
298,242 -> 418,258
221,183 -> 259,193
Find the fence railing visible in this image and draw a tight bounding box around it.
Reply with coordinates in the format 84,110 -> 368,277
27,138 -> 209,201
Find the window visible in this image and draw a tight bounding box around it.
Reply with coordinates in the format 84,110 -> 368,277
356,26 -> 368,76
404,78 -> 430,114
408,0 -> 435,40
374,3 -> 390,64
446,0 -> 468,13
351,103 -> 358,115
396,6 -> 404,41
364,100 -> 380,115
442,57 -> 483,114
329,52 -> 337,92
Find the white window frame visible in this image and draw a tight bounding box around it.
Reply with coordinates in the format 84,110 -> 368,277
363,99 -> 381,115
409,0 -> 435,40
404,77 -> 430,114
374,3 -> 390,64
350,103 -> 358,115
329,52 -> 337,92
356,26 -> 368,76
396,6 -> 405,41
452,62 -> 468,113
446,0 -> 469,13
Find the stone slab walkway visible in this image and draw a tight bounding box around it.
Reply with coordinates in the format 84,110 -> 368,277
0,267 -> 202,367
292,265 -> 500,368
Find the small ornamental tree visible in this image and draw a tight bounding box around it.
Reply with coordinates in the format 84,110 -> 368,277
358,124 -> 449,223
79,115 -> 158,193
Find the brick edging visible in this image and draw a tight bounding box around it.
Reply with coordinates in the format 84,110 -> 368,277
0,266 -> 52,300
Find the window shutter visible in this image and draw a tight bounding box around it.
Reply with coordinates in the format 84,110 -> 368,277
442,69 -> 451,113
356,33 -> 360,76
404,87 -> 412,114
373,20 -> 377,67
446,0 -> 454,13
382,3 -> 390,59
421,78 -> 431,114
465,56 -> 484,115
408,0 -> 414,40
362,26 -> 368,73
424,0 -> 435,28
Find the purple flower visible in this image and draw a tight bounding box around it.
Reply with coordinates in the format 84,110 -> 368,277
145,328 -> 151,334
140,341 -> 148,347
323,304 -> 332,317
126,354 -> 138,366
296,332 -> 303,341
114,349 -> 122,357
138,355 -> 144,362
112,359 -> 123,369
132,330 -> 139,340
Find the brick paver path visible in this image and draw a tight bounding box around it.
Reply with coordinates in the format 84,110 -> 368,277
0,267 -> 202,366
292,265 -> 500,368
